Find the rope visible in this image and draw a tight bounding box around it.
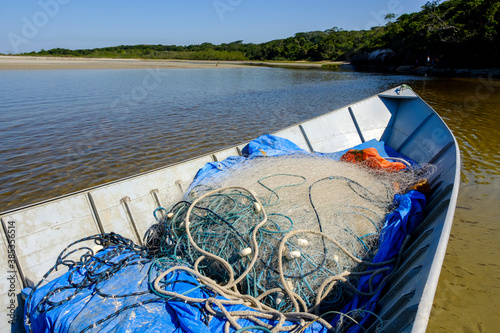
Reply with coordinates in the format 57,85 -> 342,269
147,182 -> 402,332
142,169 -> 397,328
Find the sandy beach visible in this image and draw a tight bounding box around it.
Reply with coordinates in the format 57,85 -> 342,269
0,55 -> 251,70
0,55 -> 343,70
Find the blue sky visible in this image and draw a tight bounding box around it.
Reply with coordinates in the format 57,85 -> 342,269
1,0 -> 429,54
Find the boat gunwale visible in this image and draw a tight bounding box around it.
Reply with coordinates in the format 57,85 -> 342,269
406,90 -> 461,333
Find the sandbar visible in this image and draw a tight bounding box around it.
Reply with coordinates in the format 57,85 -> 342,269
0,56 -> 250,70
0,55 -> 345,70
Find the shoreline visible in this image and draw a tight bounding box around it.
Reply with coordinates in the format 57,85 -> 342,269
2,55 -> 496,79
0,56 -> 249,70
0,55 -> 344,70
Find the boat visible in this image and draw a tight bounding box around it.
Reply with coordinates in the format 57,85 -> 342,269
0,85 -> 460,332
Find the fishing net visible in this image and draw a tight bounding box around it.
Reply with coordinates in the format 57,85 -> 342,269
144,154 -> 434,316
25,139 -> 435,333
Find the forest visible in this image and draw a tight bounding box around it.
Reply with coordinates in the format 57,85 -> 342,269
19,0 -> 500,69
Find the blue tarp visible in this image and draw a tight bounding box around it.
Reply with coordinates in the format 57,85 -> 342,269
334,190 -> 426,332
25,250 -> 328,332
25,134 -> 426,333
186,134 -> 308,197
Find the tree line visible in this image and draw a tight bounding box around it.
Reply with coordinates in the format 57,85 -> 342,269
19,0 -> 500,68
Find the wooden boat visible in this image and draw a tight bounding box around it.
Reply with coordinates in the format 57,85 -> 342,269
0,85 -> 460,332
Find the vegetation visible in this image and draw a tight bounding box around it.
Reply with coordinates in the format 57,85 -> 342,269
25,45 -> 249,61
358,0 -> 500,68
22,0 -> 500,68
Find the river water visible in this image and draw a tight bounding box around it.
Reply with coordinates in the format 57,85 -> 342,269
1,67 -> 498,332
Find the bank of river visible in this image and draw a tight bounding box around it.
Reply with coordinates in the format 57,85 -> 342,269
0,55 -> 344,70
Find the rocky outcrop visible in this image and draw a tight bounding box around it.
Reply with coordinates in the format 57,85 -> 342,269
350,49 -> 396,65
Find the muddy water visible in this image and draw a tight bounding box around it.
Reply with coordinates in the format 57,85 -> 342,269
413,78 -> 500,333
0,68 -> 498,332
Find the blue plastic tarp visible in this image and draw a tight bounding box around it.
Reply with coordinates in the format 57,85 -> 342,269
186,134 -> 309,197
333,190 -> 426,332
25,251 -> 328,332
25,250 -> 196,333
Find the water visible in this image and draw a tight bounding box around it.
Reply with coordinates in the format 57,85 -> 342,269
0,68 -> 416,211
0,67 -> 498,332
414,78 -> 500,333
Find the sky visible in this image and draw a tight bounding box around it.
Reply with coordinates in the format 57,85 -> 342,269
0,0 -> 429,54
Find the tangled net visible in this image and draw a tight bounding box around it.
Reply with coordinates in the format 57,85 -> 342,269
144,155 -> 433,322
26,154 -> 434,333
